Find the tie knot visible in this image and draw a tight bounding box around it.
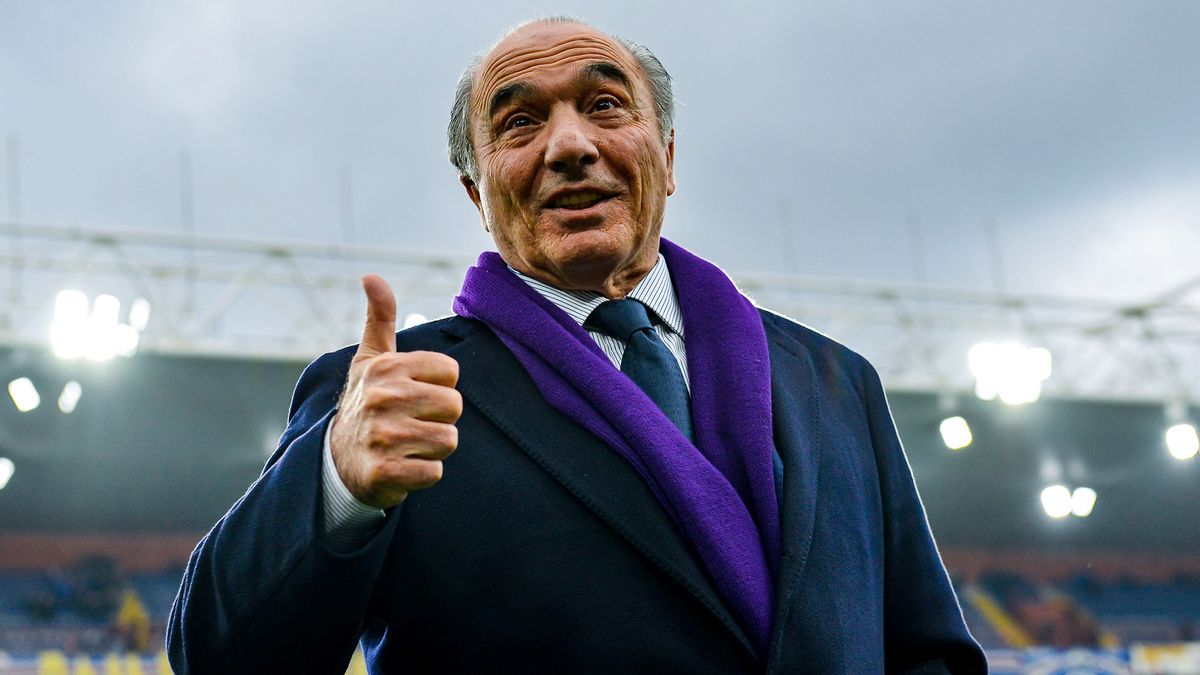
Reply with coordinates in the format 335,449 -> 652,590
585,299 -> 655,342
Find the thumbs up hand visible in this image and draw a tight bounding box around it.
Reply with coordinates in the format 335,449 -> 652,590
329,274 -> 462,509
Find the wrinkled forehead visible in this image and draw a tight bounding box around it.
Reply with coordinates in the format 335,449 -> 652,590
472,24 -> 643,117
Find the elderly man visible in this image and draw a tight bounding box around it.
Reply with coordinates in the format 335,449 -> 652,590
168,17 -> 986,674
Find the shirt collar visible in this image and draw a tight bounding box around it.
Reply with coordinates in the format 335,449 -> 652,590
509,254 -> 685,337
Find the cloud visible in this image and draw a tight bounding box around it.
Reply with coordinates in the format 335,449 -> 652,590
121,0 -> 340,130
1022,177 -> 1200,301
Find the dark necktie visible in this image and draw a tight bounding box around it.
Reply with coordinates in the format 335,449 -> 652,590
585,299 -> 694,440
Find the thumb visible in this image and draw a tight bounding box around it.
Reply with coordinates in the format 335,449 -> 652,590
355,274 -> 397,359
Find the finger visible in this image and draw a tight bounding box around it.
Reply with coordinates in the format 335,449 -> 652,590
373,453 -> 446,490
356,274 -> 397,359
361,380 -> 462,424
398,351 -> 460,388
366,412 -> 458,451
394,458 -> 444,491
405,382 -> 463,424
359,352 -> 460,390
401,420 -> 458,461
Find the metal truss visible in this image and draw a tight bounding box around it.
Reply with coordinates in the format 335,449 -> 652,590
2,220 -> 1198,404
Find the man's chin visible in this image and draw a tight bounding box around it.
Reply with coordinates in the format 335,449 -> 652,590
550,252 -> 621,283
539,233 -> 657,292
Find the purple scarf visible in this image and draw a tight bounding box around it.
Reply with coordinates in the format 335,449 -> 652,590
453,238 -> 780,653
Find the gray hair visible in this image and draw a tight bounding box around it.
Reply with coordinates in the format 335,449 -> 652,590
447,17 -> 675,183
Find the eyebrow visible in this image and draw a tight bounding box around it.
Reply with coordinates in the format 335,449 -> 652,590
580,61 -> 633,90
486,61 -> 634,119
488,81 -> 533,119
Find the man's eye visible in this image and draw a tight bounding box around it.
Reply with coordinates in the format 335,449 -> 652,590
505,114 -> 535,130
593,98 -> 619,112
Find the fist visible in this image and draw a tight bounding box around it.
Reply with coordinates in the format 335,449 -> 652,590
329,274 -> 463,509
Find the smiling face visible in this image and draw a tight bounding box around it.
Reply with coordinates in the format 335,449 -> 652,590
463,21 -> 675,297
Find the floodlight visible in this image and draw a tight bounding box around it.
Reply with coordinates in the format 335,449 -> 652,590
974,379 -> 999,401
7,377 -> 40,412
51,322 -> 87,360
999,379 -> 1041,406
58,381 -> 82,414
1070,487 -> 1097,517
54,290 -> 90,325
129,298 -> 152,331
52,290 -> 91,359
939,416 -> 972,450
403,313 -> 428,329
113,324 -> 140,357
968,341 -> 1052,405
1040,485 -> 1073,519
52,292 -> 144,361
967,342 -> 993,379
1166,423 -> 1199,460
85,335 -> 118,362
91,294 -> 120,327
0,457 -> 13,490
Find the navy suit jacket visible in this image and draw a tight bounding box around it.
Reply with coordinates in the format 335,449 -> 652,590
168,309 -> 986,673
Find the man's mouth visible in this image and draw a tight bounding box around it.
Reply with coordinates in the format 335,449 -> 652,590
551,191 -> 608,210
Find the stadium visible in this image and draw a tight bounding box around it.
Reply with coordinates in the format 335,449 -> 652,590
2,3 -> 1198,674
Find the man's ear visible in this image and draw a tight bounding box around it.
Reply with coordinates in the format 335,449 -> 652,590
460,175 -> 489,232
665,129 -> 676,196
461,175 -> 481,207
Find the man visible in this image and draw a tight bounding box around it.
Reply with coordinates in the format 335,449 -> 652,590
168,18 -> 986,674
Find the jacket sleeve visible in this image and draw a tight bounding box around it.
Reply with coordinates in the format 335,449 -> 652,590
166,349 -> 401,675
860,359 -> 988,674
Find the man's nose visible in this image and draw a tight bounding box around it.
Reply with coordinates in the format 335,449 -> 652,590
544,110 -> 599,174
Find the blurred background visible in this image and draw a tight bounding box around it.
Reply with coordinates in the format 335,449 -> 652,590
1,2 -> 1198,673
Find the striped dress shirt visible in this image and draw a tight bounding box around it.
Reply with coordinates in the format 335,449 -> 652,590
509,254 -> 690,391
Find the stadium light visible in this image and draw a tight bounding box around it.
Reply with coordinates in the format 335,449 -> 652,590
54,289 -> 90,323
0,457 -> 13,490
92,294 -> 120,325
58,381 -> 82,414
1070,487 -> 1097,517
939,416 -> 972,450
114,324 -> 140,357
51,291 -> 146,361
84,294 -> 121,361
1040,485 -> 1073,519
968,341 -> 1052,405
1166,423 -> 1199,460
1041,484 -> 1097,519
7,377 -> 40,412
402,313 -> 428,329
51,290 -> 90,359
129,297 -> 152,331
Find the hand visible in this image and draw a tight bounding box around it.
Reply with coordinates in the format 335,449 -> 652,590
329,274 -> 462,509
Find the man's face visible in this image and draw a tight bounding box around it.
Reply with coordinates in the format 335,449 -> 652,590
464,22 -> 675,294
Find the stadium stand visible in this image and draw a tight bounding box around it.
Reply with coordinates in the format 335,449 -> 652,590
2,541 -> 1198,673
1066,574 -> 1200,644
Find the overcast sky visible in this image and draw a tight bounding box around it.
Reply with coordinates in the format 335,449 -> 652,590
2,1 -> 1198,303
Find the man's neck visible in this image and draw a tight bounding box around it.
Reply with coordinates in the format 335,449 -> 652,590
507,254 -> 684,338
503,251 -> 659,299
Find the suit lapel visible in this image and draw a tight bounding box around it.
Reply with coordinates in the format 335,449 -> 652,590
761,316 -> 823,657
440,317 -> 757,659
